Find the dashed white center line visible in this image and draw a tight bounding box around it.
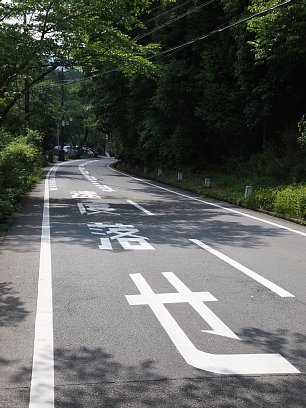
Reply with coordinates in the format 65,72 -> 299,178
127,200 -> 155,215
78,164 -> 115,192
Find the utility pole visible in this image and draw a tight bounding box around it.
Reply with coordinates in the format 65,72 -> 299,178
58,67 -> 65,161
24,77 -> 30,127
24,12 -> 30,127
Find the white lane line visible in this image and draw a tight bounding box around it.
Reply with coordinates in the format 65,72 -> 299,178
49,167 -> 58,191
127,200 -> 155,215
79,163 -> 116,192
190,239 -> 294,298
108,163 -> 306,238
29,168 -> 54,408
99,185 -> 115,192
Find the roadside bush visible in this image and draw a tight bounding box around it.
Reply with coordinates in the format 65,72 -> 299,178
0,130 -> 44,231
247,185 -> 306,221
0,129 -> 14,150
274,187 -> 297,219
24,128 -> 43,149
297,188 -> 306,220
0,137 -> 42,192
246,187 -> 279,212
274,186 -> 306,221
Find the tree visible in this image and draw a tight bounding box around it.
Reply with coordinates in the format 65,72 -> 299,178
0,0 -> 167,125
247,0 -> 306,141
85,0 -> 306,170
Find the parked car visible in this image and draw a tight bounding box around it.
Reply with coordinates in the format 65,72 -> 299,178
82,147 -> 95,157
53,145 -> 72,154
69,147 -> 82,159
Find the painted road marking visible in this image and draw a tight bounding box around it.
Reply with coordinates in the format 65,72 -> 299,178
98,184 -> 115,192
190,239 -> 294,298
108,163 -> 306,238
128,272 -> 238,340
77,202 -> 119,216
29,168 -> 54,407
127,200 -> 155,215
70,191 -> 101,199
49,166 -> 59,191
88,223 -> 155,251
163,272 -> 239,339
49,182 -> 57,191
79,163 -> 115,192
126,273 -> 299,375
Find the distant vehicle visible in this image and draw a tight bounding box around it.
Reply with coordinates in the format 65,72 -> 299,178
53,145 -> 95,158
82,147 -> 94,157
53,145 -> 72,154
69,147 -> 82,159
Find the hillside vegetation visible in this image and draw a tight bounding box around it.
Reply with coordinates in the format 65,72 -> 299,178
0,1 -> 305,229
116,157 -> 306,224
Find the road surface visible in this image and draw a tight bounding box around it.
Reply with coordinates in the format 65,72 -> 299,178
1,158 -> 306,407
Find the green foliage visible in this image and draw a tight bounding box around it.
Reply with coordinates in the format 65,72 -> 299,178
274,186 -> 306,220
24,129 -> 43,149
0,129 -> 14,150
0,137 -> 42,191
248,0 -> 306,64
298,114 -> 306,148
93,1 -> 305,168
2,0 -> 304,175
0,130 -> 43,228
0,0 -> 170,124
247,187 -> 279,212
247,185 -> 306,221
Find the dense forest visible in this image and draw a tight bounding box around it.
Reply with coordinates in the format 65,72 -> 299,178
0,0 -> 306,226
87,0 -> 306,176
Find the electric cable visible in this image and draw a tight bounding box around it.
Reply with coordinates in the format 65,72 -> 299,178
135,0 -> 216,41
56,0 -> 294,85
151,0 -> 295,59
141,0 -> 193,25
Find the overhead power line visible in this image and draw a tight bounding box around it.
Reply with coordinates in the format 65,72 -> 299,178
57,0 -> 294,86
63,68 -> 118,85
142,0 -> 193,25
135,0 -> 216,41
152,0 -> 295,59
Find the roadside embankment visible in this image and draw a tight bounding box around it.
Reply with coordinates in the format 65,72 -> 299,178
115,162 -> 306,226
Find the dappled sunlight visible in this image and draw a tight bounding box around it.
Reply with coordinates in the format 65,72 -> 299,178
53,344 -> 305,407
0,282 -> 29,327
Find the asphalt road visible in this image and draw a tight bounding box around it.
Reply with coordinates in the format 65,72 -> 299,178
1,157 -> 306,408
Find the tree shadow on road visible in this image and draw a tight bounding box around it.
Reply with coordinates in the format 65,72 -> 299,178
52,344 -> 305,408
0,282 -> 29,327
5,326 -> 305,407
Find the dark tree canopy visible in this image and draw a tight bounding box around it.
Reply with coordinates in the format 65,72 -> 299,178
86,0 -> 305,168
1,0 -> 305,171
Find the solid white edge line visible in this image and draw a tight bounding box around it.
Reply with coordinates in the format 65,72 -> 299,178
127,200 -> 155,215
190,239 -> 294,298
29,166 -> 55,408
107,162 -> 306,238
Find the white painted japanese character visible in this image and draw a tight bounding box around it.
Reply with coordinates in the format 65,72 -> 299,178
70,191 -> 101,199
77,203 -> 118,215
88,223 -> 154,250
